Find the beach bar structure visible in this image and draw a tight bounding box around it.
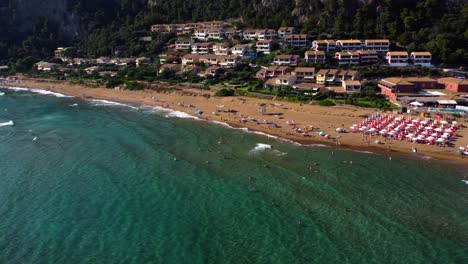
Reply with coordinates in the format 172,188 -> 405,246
378,77 -> 438,100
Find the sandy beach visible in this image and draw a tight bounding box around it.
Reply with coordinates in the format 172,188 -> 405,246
2,76 -> 468,164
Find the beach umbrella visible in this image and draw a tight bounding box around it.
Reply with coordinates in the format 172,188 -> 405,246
195,109 -> 203,115
452,121 -> 458,125
427,136 -> 435,141
436,138 -> 445,143
424,126 -> 432,130
435,128 -> 442,132
431,133 -> 438,137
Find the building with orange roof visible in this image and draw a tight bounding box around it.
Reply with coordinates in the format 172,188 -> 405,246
336,39 -> 362,52
437,77 -> 468,92
378,77 -> 439,99
363,39 -> 390,53
304,50 -> 326,64
312,40 -> 336,53
386,51 -> 409,67
410,52 -> 432,67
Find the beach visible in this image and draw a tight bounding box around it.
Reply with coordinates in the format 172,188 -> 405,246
2,76 -> 467,164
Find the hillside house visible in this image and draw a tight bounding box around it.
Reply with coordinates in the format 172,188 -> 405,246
272,54 -> 301,66
265,74 -> 297,88
293,67 -> 316,82
335,52 -> 360,65
256,40 -> 274,54
191,42 -> 214,54
277,27 -> 295,38
304,50 -> 326,64
257,29 -> 277,40
336,40 -> 362,52
386,51 -> 409,67
256,66 -> 293,79
213,43 -> 231,55
231,44 -> 256,59
283,34 -> 308,48
358,50 -> 379,64
175,39 -> 193,50
363,39 -> 390,53
242,29 -> 258,40
342,80 -> 362,92
312,40 -> 336,53
410,52 -> 432,67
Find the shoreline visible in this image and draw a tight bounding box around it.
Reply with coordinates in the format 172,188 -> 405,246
1,76 -> 467,167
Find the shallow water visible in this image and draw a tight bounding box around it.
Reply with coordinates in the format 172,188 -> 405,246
0,87 -> 467,263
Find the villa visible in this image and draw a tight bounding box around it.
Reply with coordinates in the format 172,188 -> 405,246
335,52 -> 360,65
175,39 -> 193,50
293,67 -> 316,82
257,29 -> 277,40
358,50 -> 379,64
213,43 -> 231,55
386,51 -> 409,67
231,44 -> 256,59
304,50 -> 326,64
312,40 -> 336,53
283,34 -> 308,48
277,27 -> 295,38
272,54 -> 301,66
256,40 -> 274,54
363,39 -> 390,53
191,42 -> 214,54
410,52 -> 432,67
242,29 -> 258,40
336,39 -> 362,52
342,80 -> 362,92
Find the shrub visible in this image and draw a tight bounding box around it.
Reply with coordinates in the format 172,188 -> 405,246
319,99 -> 336,106
215,88 -> 235,97
125,81 -> 144,90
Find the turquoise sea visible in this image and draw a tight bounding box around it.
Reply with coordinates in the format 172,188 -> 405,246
0,86 -> 467,263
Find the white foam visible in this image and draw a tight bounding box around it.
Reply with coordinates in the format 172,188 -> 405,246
138,104 -> 200,120
0,92 -> 4,96
2,86 -> 73,98
0,120 -> 14,127
89,99 -> 138,110
252,143 -> 272,152
462,180 -> 468,185
28,89 -> 73,98
70,103 -> 78,107
3,86 -> 28,91
165,110 -> 200,120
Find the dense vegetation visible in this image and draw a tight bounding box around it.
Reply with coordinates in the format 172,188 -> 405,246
0,0 -> 467,67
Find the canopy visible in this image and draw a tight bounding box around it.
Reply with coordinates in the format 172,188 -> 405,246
410,101 -> 424,106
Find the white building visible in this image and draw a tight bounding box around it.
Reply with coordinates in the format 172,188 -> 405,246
335,52 -> 360,65
410,52 -> 432,67
213,43 -> 230,55
342,80 -> 362,92
175,39 -> 193,50
336,39 -> 362,52
256,40 -> 274,54
386,51 -> 409,67
363,39 -> 390,53
312,40 -> 336,53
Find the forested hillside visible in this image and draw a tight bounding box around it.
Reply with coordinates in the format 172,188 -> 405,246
1,0 -> 467,67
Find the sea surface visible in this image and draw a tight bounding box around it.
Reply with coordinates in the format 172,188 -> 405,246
0,87 -> 467,264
